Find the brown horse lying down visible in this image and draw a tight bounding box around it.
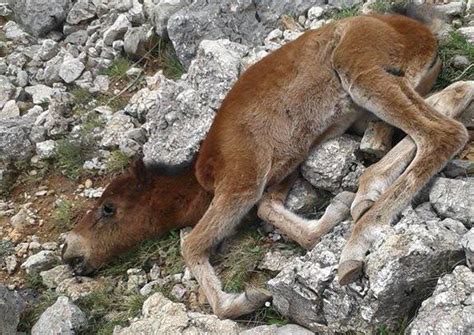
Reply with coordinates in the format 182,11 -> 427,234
62,8 -> 474,318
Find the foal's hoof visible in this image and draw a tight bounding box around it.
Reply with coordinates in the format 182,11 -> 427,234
351,199 -> 374,222
338,260 -> 363,285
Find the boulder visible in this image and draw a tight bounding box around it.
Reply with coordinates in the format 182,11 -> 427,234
66,0 -> 98,25
123,25 -> 156,58
145,0 -> 188,37
10,0 -> 72,37
429,177 -> 474,227
0,118 -> 34,161
25,85 -> 54,104
31,296 -> 87,335
406,266 -> 474,335
0,285 -> 23,335
104,14 -> 131,46
59,56 -> 85,84
268,204 -> 467,333
301,135 -> 364,193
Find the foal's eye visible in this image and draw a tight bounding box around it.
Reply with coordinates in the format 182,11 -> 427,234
102,202 -> 116,217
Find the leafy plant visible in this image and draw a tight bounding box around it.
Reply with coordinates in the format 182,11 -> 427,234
106,150 -> 131,174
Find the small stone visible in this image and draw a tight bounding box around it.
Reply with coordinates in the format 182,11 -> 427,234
104,14 -> 131,46
56,276 -> 105,301
1,100 -> 20,119
149,263 -> 161,281
452,55 -> 470,69
40,265 -> 74,289
5,255 -> 18,274
25,85 -> 54,104
35,190 -> 48,197
21,250 -> 58,274
461,230 -> 474,270
307,6 -> 325,20
36,140 -> 57,159
31,296 -> 87,335
84,179 -> 93,188
59,57 -> 85,84
170,284 -> 187,301
127,268 -> 148,291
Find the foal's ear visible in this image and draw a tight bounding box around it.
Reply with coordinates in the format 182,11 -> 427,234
129,156 -> 148,187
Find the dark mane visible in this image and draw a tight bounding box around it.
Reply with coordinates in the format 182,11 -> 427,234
144,157 -> 196,177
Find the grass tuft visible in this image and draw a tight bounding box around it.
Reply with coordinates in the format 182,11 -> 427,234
53,199 -> 75,230
436,31 -> 474,89
106,150 -> 131,174
101,57 -> 133,78
327,5 -> 361,20
146,39 -> 185,80
54,139 -> 94,179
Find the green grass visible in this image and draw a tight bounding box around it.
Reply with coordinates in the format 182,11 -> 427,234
71,87 -> 95,111
436,31 -> 474,89
101,57 -> 133,78
54,139 -> 94,179
216,231 -> 266,293
327,5 -> 361,20
148,39 -> 185,80
106,150 -> 131,174
97,230 -> 184,278
52,199 -> 74,230
0,239 -> 14,258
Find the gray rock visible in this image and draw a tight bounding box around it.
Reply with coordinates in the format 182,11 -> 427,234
268,205 -> 467,333
286,178 -> 329,215
170,283 -> 187,301
127,268 -> 148,291
40,265 -> 74,289
3,21 -> 29,41
145,0 -> 188,37
240,324 -> 314,335
56,276 -> 105,301
429,177 -> 474,227
124,25 -> 155,58
452,55 -> 470,70
187,39 -> 248,109
0,285 -> 23,335
142,73 -> 214,166
327,0 -> 363,9
101,111 -> 136,148
113,292 -> 240,334
25,84 -> 54,104
31,296 -> 87,335
11,0 -> 72,37
36,140 -> 57,159
301,135 -> 364,193
435,1 -> 466,17
21,250 -> 59,274
59,56 -> 85,84
104,14 -> 131,46
461,230 -> 474,270
1,100 -> 20,119
66,0 -> 97,25
444,159 -> 474,178
92,75 -> 110,94
0,75 -> 15,110
0,118 -> 34,161
258,249 -> 299,272
37,39 -> 59,61
64,30 -> 88,45
458,26 -> 474,44
5,255 -> 18,274
406,266 -> 474,335
168,0 -> 324,66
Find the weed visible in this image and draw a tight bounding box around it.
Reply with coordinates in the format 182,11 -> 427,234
217,231 -> 266,293
146,39 -> 185,80
436,31 -> 474,89
71,87 -> 95,114
0,239 -> 14,258
327,5 -> 361,20
106,150 -> 131,174
54,139 -> 94,179
101,57 -> 133,78
96,94 -> 129,112
18,290 -> 59,332
53,199 -> 74,230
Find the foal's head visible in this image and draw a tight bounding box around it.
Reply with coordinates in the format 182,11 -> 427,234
61,159 -> 210,275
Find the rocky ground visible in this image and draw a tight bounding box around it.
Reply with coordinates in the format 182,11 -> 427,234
0,0 -> 473,334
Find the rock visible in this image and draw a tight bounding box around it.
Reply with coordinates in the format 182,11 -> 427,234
64,30 -> 88,45
268,204 -> 467,333
1,100 -> 20,119
11,0 -> 72,37
167,0 -> 325,66
21,250 -> 58,274
458,26 -> 474,44
56,276 -> 106,301
301,135 -> 364,193
67,0 -> 97,25
142,73 -> 214,165
0,118 -> 34,161
0,285 -> 23,335
25,85 -> 54,104
36,140 -> 57,159
452,55 -> 470,69
104,14 -> 131,46
145,0 -> 188,37
461,230 -> 474,270
83,187 -> 105,198
5,255 -> 18,274
123,25 -> 156,58
113,292 -> 240,334
258,249 -> 299,272
92,75 -> 110,94
240,324 -> 315,335
444,159 -> 474,178
59,56 -> 85,84
435,1 -> 466,17
101,111 -> 136,148
429,177 -> 474,227
0,75 -> 15,110
10,207 -> 31,231
40,265 -> 74,289
127,268 -> 148,291
328,0 -> 363,9
37,39 -> 59,61
285,178 -> 328,215
307,6 -> 325,20
31,296 -> 87,335
406,266 -> 474,335
3,21 -> 29,41
170,284 -> 187,301
187,39 -> 248,109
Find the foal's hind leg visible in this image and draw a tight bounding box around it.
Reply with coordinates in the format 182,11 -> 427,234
258,173 -> 355,249
181,175 -> 271,319
351,81 -> 474,222
333,67 -> 468,284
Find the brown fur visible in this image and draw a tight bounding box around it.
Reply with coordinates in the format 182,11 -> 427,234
63,13 -> 471,318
